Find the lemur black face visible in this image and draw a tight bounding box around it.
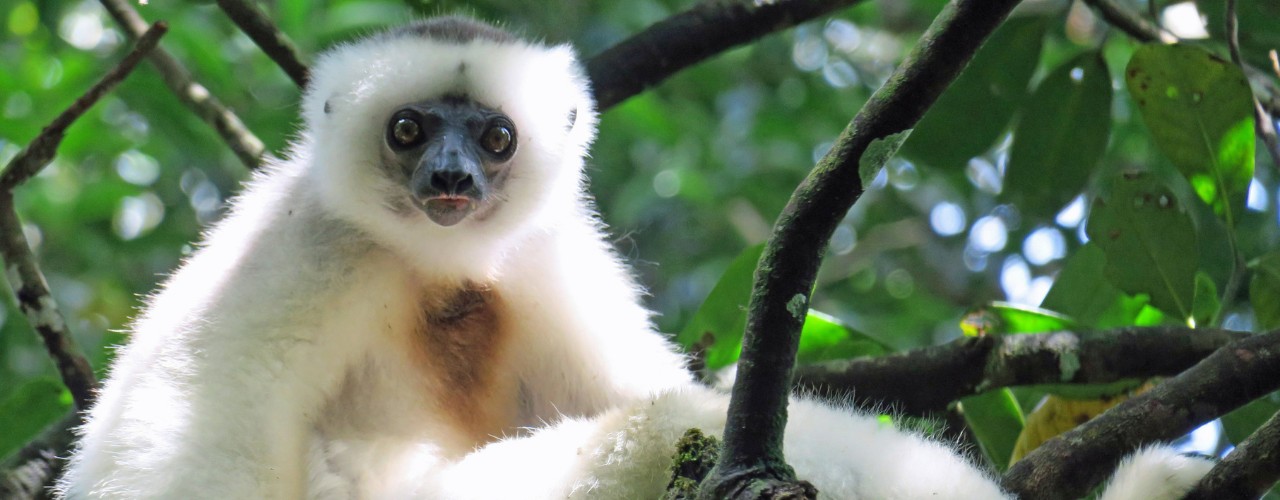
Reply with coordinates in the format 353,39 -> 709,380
383,96 -> 518,227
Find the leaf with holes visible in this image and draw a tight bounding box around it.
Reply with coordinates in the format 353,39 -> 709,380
1004,51 -> 1112,218
1086,172 -> 1198,319
1125,44 -> 1255,227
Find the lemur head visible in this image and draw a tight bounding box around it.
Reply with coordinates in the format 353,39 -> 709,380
299,17 -> 598,272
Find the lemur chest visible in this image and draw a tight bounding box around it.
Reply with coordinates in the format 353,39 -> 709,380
405,281 -> 521,450
319,273 -> 523,455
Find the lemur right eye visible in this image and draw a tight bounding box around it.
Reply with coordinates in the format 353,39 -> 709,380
388,112 -> 424,148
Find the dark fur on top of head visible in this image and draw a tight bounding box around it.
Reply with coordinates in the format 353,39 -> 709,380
385,16 -> 515,44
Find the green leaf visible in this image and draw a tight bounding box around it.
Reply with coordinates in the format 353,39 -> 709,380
1191,272 -> 1221,327
678,244 -> 888,370
1086,172 -> 1198,319
960,389 -> 1025,471
677,244 -> 765,369
0,378 -> 72,458
1028,379 -> 1146,400
1125,44 -> 1255,227
899,16 -> 1047,168
796,310 -> 889,365
960,301 -> 1076,336
1004,51 -> 1112,217
1040,243 -> 1150,328
860,130 -> 911,188
1251,252 -> 1280,330
1221,391 -> 1280,444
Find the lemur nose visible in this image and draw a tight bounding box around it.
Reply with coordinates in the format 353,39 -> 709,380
431,169 -> 474,195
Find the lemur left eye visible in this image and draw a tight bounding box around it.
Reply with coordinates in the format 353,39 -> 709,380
388,112 -> 424,149
480,121 -> 515,157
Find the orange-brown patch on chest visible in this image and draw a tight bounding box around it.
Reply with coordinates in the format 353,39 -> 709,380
414,281 -> 517,449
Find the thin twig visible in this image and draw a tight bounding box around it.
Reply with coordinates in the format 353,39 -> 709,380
1081,0 -> 1173,43
699,0 -> 1024,497
215,0 -> 309,88
1002,330 -> 1280,499
0,23 -> 167,411
586,0 -> 869,111
1222,0 -> 1280,188
0,24 -> 167,189
1185,409 -> 1280,499
794,327 -> 1246,416
1225,0 -> 1242,65
97,0 -> 266,169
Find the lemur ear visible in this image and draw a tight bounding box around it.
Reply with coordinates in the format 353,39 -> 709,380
566,107 -> 577,130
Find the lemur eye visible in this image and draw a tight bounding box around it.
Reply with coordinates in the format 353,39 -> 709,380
388,113 -> 424,148
480,121 -> 515,157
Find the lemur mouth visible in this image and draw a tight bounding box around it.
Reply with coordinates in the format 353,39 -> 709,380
419,195 -> 478,227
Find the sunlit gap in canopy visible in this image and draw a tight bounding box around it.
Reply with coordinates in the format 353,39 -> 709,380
1160,2 -> 1210,40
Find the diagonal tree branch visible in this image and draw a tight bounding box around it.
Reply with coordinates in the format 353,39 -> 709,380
586,0 -> 868,111
0,22 -> 167,411
0,23 -> 166,500
1002,330 -> 1280,499
794,326 -> 1247,416
699,0 -> 1024,497
98,0 -> 266,169
1185,408 -> 1280,499
215,0 -> 309,88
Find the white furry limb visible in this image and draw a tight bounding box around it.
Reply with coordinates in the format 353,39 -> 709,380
1097,446 -> 1216,500
423,385 -> 1213,499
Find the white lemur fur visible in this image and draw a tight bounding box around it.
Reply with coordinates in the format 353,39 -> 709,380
57,16 -> 1212,499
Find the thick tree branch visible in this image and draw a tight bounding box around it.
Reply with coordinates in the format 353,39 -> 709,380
1001,330 -> 1280,499
0,23 -> 165,411
215,0 -> 309,88
700,0 -> 1024,497
586,0 -> 868,111
794,327 -> 1247,416
1186,409 -> 1280,499
98,0 -> 266,169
